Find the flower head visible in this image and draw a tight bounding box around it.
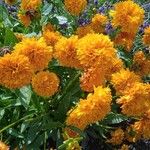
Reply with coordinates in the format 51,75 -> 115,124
0,54 -> 33,89
43,31 -> 61,47
76,24 -> 94,38
117,83 -> 150,117
111,69 -> 141,95
91,13 -> 108,33
0,141 -> 9,150
120,144 -> 129,150
80,67 -> 105,92
18,13 -> 31,27
76,33 -> 116,69
42,23 -> 55,32
54,36 -> 81,68
114,32 -> 136,51
132,51 -> 150,76
32,71 -> 60,97
106,128 -> 124,145
64,0 -> 87,16
143,26 -> 150,46
21,0 -> 41,11
110,1 -> 144,33
66,86 -> 112,132
13,37 -> 53,72
132,110 -> 150,139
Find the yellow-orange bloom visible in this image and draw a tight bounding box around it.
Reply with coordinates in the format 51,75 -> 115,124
18,13 -> 31,27
125,126 -> 140,143
105,57 -> 124,80
111,69 -> 141,95
0,141 -> 9,150
76,33 -> 116,69
42,23 -> 55,32
114,32 -> 136,51
80,67 -> 105,92
32,71 -> 60,97
64,0 -> 87,16
13,37 -> 53,72
120,144 -> 129,150
110,1 -> 144,33
66,140 -> 81,150
43,31 -> 61,47
132,110 -> 150,139
132,51 -> 150,76
5,0 -> 16,5
106,128 -> 124,145
117,83 -> 150,117
91,13 -> 108,33
0,54 -> 33,89
76,25 -> 94,38
66,86 -> 112,133
143,26 -> 150,46
21,0 -> 42,11
54,36 -> 81,68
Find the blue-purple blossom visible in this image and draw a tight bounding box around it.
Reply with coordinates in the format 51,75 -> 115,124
105,22 -> 114,34
139,22 -> 150,34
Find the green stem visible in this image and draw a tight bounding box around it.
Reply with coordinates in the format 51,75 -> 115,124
0,114 -> 35,134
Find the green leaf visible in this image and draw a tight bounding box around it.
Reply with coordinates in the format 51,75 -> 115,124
103,112 -> 128,124
8,128 -> 24,139
0,108 -> 5,120
117,47 -> 133,67
42,121 -> 63,130
16,86 -> 32,109
0,5 -> 12,27
4,28 -> 18,47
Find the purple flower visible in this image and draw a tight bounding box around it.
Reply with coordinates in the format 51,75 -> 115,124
139,22 -> 149,34
94,0 -> 98,5
105,22 -> 114,34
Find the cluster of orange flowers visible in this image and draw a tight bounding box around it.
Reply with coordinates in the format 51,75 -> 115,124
2,0 -> 150,148
66,86 -> 112,137
0,37 -> 60,97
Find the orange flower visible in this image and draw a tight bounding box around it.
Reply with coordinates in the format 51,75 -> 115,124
21,0 -> 42,11
80,67 -> 105,92
54,36 -> 81,68
13,37 -> 53,72
76,25 -> 94,38
66,86 -> 112,135
143,26 -> 150,46
106,128 -> 124,145
64,0 -> 87,16
110,1 -> 144,33
32,71 -> 60,97
117,83 -> 150,117
43,31 -> 61,47
91,13 -> 108,33
18,13 -> 31,27
111,69 -> 141,95
132,51 -> 150,76
114,32 -> 136,51
0,141 -> 9,150
0,54 -> 33,89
